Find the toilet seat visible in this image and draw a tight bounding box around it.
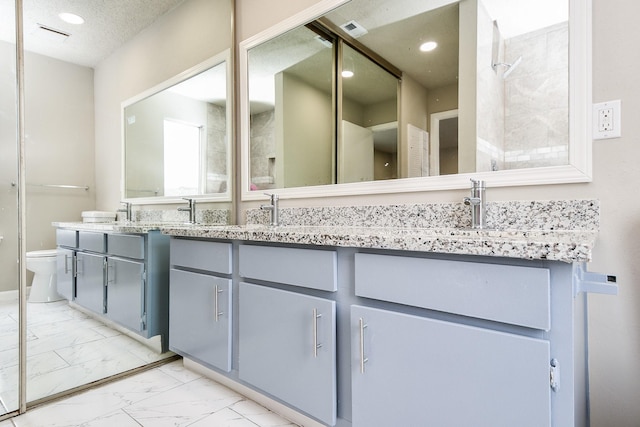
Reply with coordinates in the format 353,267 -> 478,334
27,249 -> 58,258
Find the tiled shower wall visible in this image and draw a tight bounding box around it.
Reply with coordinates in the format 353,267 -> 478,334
503,22 -> 569,170
477,20 -> 569,171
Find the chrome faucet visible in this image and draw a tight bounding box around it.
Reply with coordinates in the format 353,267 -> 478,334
178,198 -> 197,224
463,179 -> 486,229
260,193 -> 279,226
117,202 -> 132,222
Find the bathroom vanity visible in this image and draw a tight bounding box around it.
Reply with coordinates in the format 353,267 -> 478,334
163,200 -> 616,427
54,223 -> 171,351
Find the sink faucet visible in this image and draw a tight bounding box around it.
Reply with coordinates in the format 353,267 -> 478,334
463,179 -> 486,229
178,198 -> 197,224
260,193 -> 279,226
117,202 -> 132,222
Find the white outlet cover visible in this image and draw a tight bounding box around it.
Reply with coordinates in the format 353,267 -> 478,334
593,100 -> 621,140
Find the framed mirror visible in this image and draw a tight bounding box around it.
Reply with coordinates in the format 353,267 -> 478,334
122,51 -> 232,203
240,0 -> 591,199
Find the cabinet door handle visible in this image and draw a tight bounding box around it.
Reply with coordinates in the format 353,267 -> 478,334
214,285 -> 224,321
64,254 -> 70,274
76,257 -> 83,275
313,309 -> 323,357
359,317 -> 368,373
105,259 -> 114,284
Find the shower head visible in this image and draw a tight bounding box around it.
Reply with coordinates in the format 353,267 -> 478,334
501,56 -> 523,79
492,56 -> 523,79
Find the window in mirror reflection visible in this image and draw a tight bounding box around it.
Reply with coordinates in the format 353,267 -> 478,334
163,120 -> 202,196
124,61 -> 228,199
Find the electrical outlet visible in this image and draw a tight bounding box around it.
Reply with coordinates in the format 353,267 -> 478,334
593,100 -> 621,139
599,108 -> 613,131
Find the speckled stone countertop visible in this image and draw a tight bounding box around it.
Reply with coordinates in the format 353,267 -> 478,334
55,200 -> 599,263
52,221 -> 177,233
160,224 -> 596,263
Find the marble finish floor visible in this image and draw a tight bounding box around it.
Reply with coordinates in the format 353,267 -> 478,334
1,359 -> 298,427
0,298 -> 173,414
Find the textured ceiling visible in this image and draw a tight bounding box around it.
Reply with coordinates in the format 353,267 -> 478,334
0,0 -> 186,67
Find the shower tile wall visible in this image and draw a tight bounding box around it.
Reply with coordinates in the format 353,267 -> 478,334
476,17 -> 569,172
206,103 -> 228,194
250,110 -> 276,190
476,2 -> 505,172
503,22 -> 569,170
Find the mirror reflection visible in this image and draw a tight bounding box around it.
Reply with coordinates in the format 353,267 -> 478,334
245,0 -> 569,192
124,58 -> 230,199
0,0 -> 232,414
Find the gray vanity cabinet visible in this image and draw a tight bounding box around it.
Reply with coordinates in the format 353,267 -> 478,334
161,232 -> 609,427
56,228 -> 77,300
105,234 -> 146,333
56,248 -> 75,300
351,305 -> 551,426
105,257 -> 145,333
56,228 -> 170,351
237,244 -> 338,426
349,252 -> 580,427
75,251 -> 106,314
75,231 -> 107,314
169,238 -> 233,372
239,282 -> 337,426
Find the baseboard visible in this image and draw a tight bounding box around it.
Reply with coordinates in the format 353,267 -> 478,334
183,358 -> 324,427
0,289 -> 21,301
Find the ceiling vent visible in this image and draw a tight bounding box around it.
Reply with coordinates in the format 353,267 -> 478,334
314,35 -> 333,48
35,24 -> 70,43
340,20 -> 368,38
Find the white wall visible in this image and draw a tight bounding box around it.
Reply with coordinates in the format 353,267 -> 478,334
0,42 -> 96,293
232,0 -> 640,425
94,0 -> 231,211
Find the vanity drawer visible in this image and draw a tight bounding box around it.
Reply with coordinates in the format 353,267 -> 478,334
355,253 -> 550,330
108,234 -> 145,259
56,229 -> 77,248
239,244 -> 337,292
78,231 -> 105,253
171,238 -> 232,275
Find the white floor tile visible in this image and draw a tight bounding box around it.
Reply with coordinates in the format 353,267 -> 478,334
157,360 -> 203,384
189,407 -> 260,427
76,410 -> 141,427
2,301 -> 300,427
123,377 -> 245,426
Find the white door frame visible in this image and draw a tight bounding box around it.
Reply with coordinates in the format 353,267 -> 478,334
429,109 -> 458,176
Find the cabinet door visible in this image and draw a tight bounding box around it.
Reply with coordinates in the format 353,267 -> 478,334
106,257 -> 145,333
351,305 -> 551,427
56,248 -> 74,300
169,269 -> 232,371
75,252 -> 105,314
239,283 -> 336,426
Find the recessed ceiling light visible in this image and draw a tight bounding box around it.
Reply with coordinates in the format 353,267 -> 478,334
59,12 -> 85,25
342,70 -> 354,78
419,41 -> 438,52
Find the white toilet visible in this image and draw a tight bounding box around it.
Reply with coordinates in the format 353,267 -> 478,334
26,249 -> 63,303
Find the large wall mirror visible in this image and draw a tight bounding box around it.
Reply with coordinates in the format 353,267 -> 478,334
122,52 -> 232,202
240,0 -> 591,199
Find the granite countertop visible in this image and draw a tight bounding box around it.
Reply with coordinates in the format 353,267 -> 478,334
53,199 -> 599,263
53,222 -> 597,263
160,224 -> 597,263
53,221 -> 188,233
